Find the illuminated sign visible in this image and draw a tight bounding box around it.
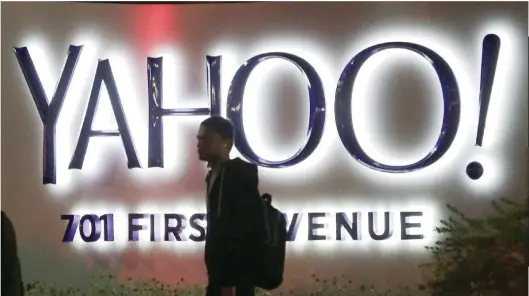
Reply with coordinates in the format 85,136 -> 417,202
13,34 -> 500,185
61,211 -> 425,243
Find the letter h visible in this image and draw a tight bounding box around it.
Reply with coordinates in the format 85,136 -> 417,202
147,56 -> 222,167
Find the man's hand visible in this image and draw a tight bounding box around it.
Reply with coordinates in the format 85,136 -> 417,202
220,286 -> 235,296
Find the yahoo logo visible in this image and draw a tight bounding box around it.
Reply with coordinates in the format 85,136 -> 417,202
13,34 -> 500,184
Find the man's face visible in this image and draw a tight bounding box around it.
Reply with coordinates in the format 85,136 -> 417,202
197,126 -> 225,161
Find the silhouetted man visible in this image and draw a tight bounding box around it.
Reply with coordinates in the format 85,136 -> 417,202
2,211 -> 23,296
197,116 -> 264,296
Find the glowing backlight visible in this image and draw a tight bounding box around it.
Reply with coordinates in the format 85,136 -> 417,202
9,18 -> 522,254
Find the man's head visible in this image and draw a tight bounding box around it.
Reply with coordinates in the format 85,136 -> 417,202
197,116 -> 234,162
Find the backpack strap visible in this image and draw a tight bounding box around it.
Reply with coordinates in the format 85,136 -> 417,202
217,170 -> 225,218
260,194 -> 272,243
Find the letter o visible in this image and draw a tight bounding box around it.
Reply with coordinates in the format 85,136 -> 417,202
227,52 -> 326,167
335,42 -> 461,172
79,214 -> 102,242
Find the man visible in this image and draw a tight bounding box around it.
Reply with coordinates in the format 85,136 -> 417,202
2,211 -> 23,296
197,116 -> 264,296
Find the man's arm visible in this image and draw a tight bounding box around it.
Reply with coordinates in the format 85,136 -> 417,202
215,163 -> 260,286
2,211 -> 23,296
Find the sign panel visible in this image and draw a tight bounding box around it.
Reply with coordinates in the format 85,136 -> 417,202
2,1 -> 526,289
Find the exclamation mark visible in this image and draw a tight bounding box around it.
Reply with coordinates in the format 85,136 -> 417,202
466,34 -> 501,180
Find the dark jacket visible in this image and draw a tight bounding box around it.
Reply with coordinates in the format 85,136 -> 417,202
205,158 -> 265,286
2,211 -> 23,296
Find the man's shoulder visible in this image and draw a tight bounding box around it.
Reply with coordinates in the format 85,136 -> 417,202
226,157 -> 257,173
1,211 -> 14,235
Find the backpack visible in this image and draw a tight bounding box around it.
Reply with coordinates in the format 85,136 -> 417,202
254,193 -> 287,290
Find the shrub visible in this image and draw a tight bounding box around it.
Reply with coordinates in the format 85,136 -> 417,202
421,198 -> 528,296
24,274 -> 427,296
